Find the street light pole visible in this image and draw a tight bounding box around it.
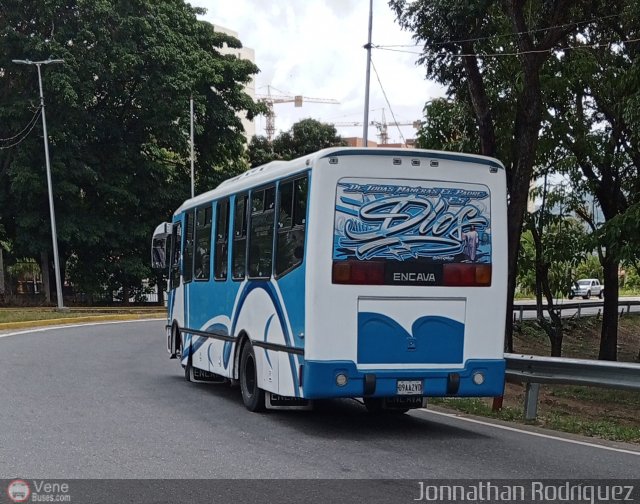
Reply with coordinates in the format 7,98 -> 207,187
190,94 -> 195,198
12,58 -> 66,310
362,0 -> 373,147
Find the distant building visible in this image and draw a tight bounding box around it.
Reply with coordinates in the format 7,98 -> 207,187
344,137 -> 378,147
213,24 -> 256,140
343,137 -> 416,148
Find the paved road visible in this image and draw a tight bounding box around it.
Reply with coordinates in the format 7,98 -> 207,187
515,296 -> 640,320
0,321 -> 638,500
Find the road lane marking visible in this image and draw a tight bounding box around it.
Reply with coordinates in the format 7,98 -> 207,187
419,408 -> 640,456
0,318 -> 162,339
2,322 -> 637,457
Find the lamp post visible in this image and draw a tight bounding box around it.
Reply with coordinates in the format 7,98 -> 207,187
12,58 -> 66,310
190,94 -> 195,199
362,0 -> 373,146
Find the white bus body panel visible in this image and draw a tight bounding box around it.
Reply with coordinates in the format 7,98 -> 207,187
302,151 -> 507,398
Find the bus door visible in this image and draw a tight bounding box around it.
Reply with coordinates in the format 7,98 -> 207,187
167,218 -> 183,355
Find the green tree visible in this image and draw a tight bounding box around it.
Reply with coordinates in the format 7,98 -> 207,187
247,118 -> 345,167
543,5 -> 640,359
415,98 -> 479,152
0,0 -> 262,303
390,0 -> 606,351
527,180 -> 590,356
247,135 -> 277,167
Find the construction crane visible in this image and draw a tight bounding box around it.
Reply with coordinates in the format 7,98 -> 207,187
333,109 -> 420,145
256,86 -> 339,141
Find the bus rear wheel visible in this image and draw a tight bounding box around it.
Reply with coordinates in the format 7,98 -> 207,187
240,342 -> 265,412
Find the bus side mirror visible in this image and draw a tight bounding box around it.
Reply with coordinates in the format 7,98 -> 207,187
151,222 -> 172,274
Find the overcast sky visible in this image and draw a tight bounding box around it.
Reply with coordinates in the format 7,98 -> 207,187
190,0 -> 445,144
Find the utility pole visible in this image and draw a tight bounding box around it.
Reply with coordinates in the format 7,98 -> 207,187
362,0 -> 373,146
12,58 -> 66,310
190,94 -> 195,198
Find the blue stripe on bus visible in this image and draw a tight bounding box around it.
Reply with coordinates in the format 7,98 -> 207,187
358,313 -> 464,364
263,314 -> 275,369
335,205 -> 359,217
185,334 -> 207,359
302,359 -> 505,399
231,282 -> 301,396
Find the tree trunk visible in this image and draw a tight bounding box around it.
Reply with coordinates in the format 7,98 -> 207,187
531,220 -> 564,357
504,162 -> 534,352
599,254 -> 619,360
0,247 -> 5,297
462,44 -> 497,158
541,276 -> 564,357
503,61 -> 543,352
549,326 -> 563,357
40,251 -> 51,304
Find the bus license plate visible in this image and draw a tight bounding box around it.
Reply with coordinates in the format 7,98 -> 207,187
397,380 -> 423,395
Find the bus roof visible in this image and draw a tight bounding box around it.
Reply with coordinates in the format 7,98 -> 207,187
174,147 -> 504,215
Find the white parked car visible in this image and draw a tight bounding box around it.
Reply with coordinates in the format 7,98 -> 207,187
569,278 -> 604,299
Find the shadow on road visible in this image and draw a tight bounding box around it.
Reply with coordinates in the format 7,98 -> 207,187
161,373 -> 487,442
271,399 -> 487,441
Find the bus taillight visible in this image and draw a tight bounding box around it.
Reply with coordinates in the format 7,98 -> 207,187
443,264 -> 492,286
332,260 -> 385,285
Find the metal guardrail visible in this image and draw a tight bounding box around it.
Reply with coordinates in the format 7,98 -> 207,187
512,300 -> 640,322
504,353 -> 640,420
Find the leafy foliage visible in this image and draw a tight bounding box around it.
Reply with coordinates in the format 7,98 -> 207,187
247,119 -> 345,167
390,0 -> 602,352
393,0 -> 640,358
0,0 -> 261,302
540,5 -> 640,359
415,98 -> 479,152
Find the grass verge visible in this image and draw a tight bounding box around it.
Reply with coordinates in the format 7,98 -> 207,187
432,388 -> 640,444
0,307 -> 164,329
430,315 -> 640,444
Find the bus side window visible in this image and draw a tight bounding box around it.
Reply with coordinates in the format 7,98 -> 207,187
170,222 -> 182,290
232,193 -> 248,280
293,176 -> 308,227
276,175 -> 308,277
214,199 -> 229,281
248,186 -> 275,279
183,210 -> 195,283
194,205 -> 212,281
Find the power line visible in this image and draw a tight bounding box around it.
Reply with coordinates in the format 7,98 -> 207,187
451,36 -> 640,58
374,36 -> 640,59
374,46 -> 422,55
370,57 -> 406,146
0,108 -> 42,150
376,13 -> 624,49
0,106 -> 42,143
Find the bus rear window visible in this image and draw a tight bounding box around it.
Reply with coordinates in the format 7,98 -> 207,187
332,178 -> 492,287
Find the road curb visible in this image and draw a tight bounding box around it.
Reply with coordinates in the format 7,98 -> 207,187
0,313 -> 164,331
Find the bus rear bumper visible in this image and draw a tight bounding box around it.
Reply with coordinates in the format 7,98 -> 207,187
301,359 -> 505,399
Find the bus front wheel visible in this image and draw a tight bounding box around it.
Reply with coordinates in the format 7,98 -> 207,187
240,342 -> 265,412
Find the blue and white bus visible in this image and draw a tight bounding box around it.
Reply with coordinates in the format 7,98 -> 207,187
151,147 -> 507,412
